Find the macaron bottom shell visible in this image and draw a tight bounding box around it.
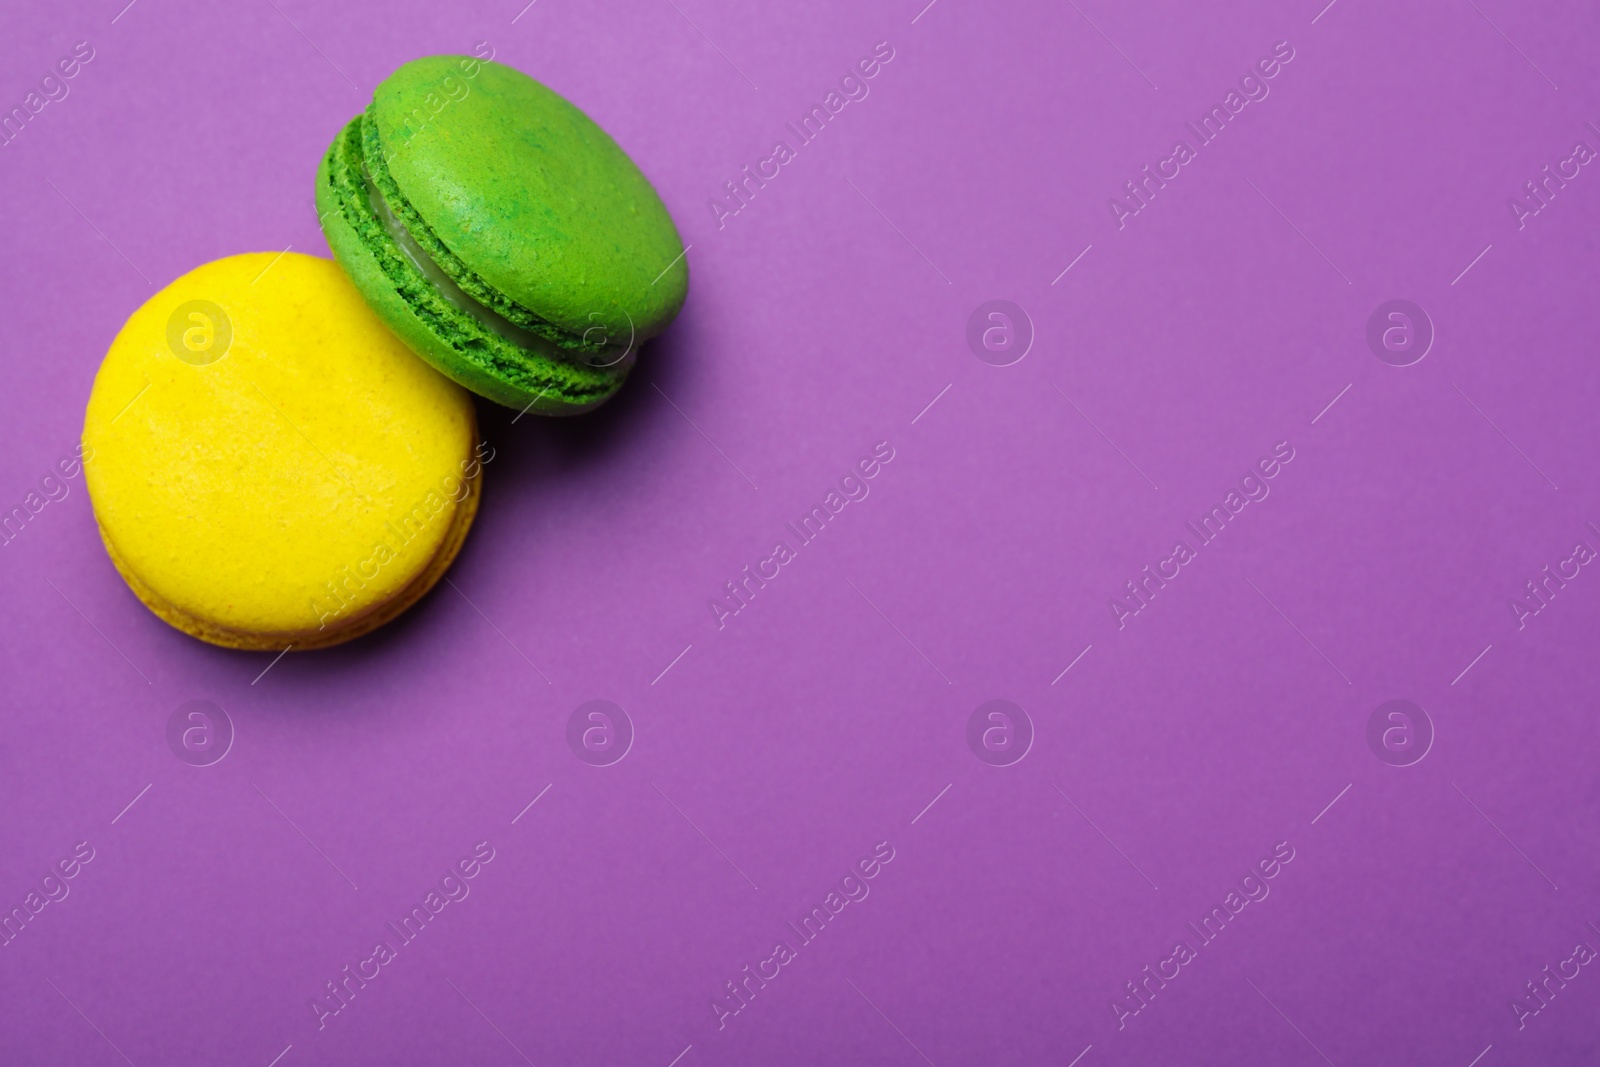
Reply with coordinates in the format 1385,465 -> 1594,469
94,469 -> 480,651
317,117 -> 635,416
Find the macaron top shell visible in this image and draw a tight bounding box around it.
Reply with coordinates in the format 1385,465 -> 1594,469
82,252 -> 479,645
369,55 -> 687,348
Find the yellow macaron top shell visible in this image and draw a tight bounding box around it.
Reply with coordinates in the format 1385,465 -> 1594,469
83,252 -> 479,647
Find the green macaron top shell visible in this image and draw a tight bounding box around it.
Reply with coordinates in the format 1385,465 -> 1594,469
369,55 -> 688,349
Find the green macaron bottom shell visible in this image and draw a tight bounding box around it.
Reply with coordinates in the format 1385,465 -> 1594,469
316,117 -> 634,415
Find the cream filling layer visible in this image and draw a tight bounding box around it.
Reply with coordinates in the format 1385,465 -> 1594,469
361,170 -> 632,370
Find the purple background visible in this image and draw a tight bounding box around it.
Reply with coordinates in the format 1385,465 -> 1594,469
3,0 -> 1599,1063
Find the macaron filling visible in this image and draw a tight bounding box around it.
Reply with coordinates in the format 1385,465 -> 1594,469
360,168 -> 631,369
358,107 -> 632,363
320,117 -> 635,408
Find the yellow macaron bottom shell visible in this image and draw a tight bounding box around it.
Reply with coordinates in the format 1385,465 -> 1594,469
83,252 -> 481,649
93,469 -> 479,650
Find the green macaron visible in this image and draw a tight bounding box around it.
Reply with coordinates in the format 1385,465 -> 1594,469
316,55 -> 688,415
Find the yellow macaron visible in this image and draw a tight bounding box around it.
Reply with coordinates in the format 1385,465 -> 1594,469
83,252 -> 482,650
